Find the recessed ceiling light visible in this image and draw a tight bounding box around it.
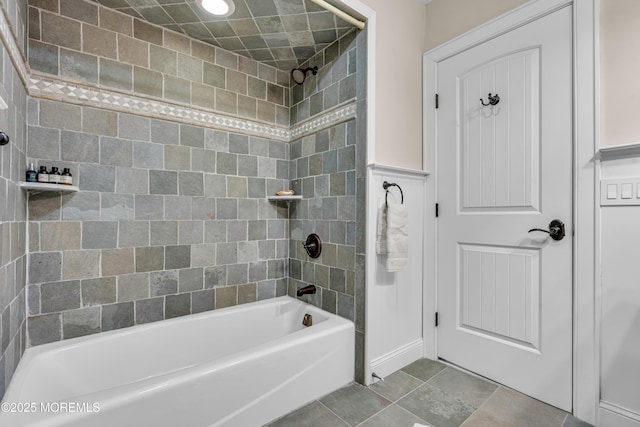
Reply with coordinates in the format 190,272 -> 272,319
197,0 -> 235,17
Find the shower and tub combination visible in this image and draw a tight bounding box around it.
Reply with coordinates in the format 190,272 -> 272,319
1,296 -> 354,426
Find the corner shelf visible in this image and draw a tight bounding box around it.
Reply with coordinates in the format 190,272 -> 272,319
20,182 -> 79,193
267,195 -> 303,202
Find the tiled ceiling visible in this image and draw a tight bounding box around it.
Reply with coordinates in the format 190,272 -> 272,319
90,0 -> 359,70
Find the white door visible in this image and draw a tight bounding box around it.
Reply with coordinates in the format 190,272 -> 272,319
436,6 -> 573,411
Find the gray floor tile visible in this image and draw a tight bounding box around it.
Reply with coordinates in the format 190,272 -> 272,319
461,387 -> 567,427
358,404 -> 432,427
401,358 -> 446,382
562,414 -> 593,427
266,401 -> 348,427
397,383 -> 475,427
369,371 -> 423,402
428,367 -> 498,408
320,383 -> 391,426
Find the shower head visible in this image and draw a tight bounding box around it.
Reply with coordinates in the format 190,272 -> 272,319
291,66 -> 318,85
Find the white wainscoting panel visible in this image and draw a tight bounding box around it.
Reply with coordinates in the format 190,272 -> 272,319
598,157 -> 640,426
366,164 -> 428,383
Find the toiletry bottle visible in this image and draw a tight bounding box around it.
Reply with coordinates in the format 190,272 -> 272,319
26,163 -> 37,182
60,168 -> 73,186
49,167 -> 61,184
37,166 -> 49,183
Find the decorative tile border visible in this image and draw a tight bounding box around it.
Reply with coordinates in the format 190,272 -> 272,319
1,5 -> 356,142
289,102 -> 358,141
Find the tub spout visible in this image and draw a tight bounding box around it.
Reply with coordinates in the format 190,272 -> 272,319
296,285 -> 316,297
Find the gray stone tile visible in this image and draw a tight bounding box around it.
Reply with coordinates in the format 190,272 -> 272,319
29,127 -> 61,161
370,370 -> 424,402
267,401 -> 348,427
204,174 -> 227,198
463,387 -> 567,427
62,249 -> 100,279
28,313 -> 61,346
133,141 -> 163,169
28,40 -> 59,75
135,246 -> 164,272
100,137 -> 133,167
62,307 -> 100,339
150,270 -> 178,297
179,268 -> 203,292
215,286 -> 237,309
62,192 -> 100,221
118,220 -> 149,248
40,280 -> 80,313
217,198 -> 237,219
205,265 -> 227,288
40,100 -> 81,131
320,383 -> 391,426
117,273 -> 149,302
100,58 -> 132,91
180,124 -> 204,148
149,170 -> 178,195
151,120 -> 180,146
135,195 -> 164,220
165,293 -> 191,318
227,263 -> 248,285
397,383 -> 475,427
228,221 -> 248,243
191,289 -> 215,313
102,302 -> 134,331
101,193 -> 135,221
192,198 -> 216,220
429,368 -> 497,409
135,297 -> 164,324
165,145 -> 191,171
190,148 -> 216,173
165,195 -> 192,220
116,167 -> 148,194
178,221 -> 204,245
29,252 -> 61,284
61,131 -> 99,163
359,404 -> 431,427
178,172 -> 204,196
238,155 -> 258,177
40,222 -> 81,252
401,358 -> 446,382
217,152 -> 238,175
79,163 -> 116,192
81,277 -> 116,306
563,415 -> 592,427
165,245 -> 191,269
82,221 -> 117,249
149,221 -> 177,246
191,244 -> 216,267
119,114 -> 150,141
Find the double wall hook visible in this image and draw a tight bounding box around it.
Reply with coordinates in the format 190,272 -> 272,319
480,93 -> 500,106
383,181 -> 404,207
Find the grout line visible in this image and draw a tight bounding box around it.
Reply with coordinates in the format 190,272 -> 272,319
458,386 -> 502,427
316,399 -> 351,426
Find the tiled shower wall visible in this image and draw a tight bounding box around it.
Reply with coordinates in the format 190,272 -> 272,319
27,0 -> 290,126
22,0 -> 367,382
287,29 -> 367,382
0,0 -> 28,398
26,106 -> 291,344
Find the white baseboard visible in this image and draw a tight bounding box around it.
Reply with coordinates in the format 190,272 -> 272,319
369,339 -> 423,382
600,402 -> 640,427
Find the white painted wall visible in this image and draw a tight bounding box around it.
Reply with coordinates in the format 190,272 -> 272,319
358,0 -> 427,170
600,0 -> 640,147
424,0 -> 528,51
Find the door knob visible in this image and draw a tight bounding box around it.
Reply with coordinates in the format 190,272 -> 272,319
528,219 -> 565,241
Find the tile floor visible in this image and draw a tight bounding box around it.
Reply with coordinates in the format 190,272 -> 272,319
266,359 -> 593,427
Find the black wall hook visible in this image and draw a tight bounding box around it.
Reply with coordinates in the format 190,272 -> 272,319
0,131 -> 9,146
480,93 -> 500,106
383,181 -> 403,206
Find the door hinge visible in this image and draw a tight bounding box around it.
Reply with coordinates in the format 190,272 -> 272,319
435,203 -> 439,218
435,312 -> 439,327
435,93 -> 439,109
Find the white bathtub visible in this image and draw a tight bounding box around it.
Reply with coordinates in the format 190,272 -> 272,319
1,296 -> 354,426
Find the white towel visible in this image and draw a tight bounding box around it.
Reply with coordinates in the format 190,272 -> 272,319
386,204 -> 408,272
375,204 -> 387,254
